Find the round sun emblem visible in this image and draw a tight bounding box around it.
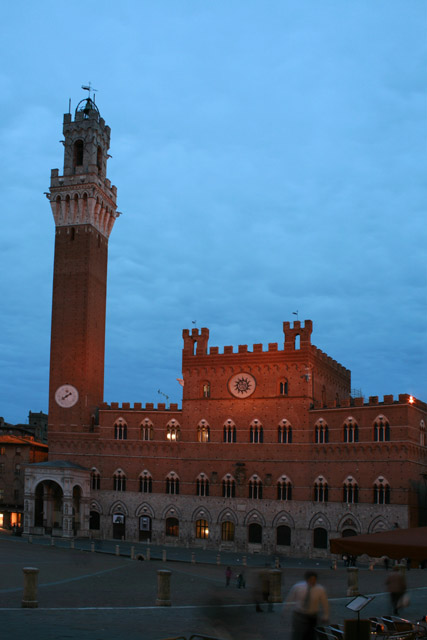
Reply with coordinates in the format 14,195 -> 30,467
228,373 -> 256,398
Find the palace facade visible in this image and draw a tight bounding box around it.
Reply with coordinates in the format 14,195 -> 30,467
23,97 -> 427,557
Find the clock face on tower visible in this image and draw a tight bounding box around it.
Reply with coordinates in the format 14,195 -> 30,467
55,384 -> 79,408
228,372 -> 256,398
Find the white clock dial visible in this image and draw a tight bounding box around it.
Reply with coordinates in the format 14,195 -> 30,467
55,384 -> 79,408
228,372 -> 256,399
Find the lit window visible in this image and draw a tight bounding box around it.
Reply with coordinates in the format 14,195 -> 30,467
166,420 -> 180,442
196,518 -> 209,539
197,420 -> 210,443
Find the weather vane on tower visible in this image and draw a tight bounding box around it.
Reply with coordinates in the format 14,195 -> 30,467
81,82 -> 98,102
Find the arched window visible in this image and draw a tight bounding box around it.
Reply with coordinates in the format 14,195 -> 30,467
373,477 -> 390,504
222,475 -> 236,498
343,476 -> 359,503
165,517 -> 179,537
196,473 -> 209,497
166,473 -> 179,495
276,525 -> 291,546
248,522 -> 262,544
374,416 -> 390,442
202,383 -> 210,398
138,471 -> 152,493
248,475 -> 263,499
113,470 -> 126,492
197,420 -> 210,443
223,419 -> 237,443
74,139 -> 84,167
278,419 -> 292,443
140,419 -> 153,441
166,420 -> 180,442
195,519 -> 209,539
90,468 -> 100,490
221,521 -> 235,542
279,379 -> 288,396
114,419 -> 127,440
314,476 -> 328,502
315,420 -> 329,444
277,476 -> 292,500
313,527 -> 328,549
343,418 -> 359,443
249,420 -> 263,444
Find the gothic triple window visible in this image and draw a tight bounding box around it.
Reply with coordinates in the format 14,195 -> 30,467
114,419 -> 127,440
139,471 -> 152,493
222,475 -> 236,498
343,476 -> 359,503
278,419 -> 292,443
315,420 -> 329,444
314,476 -> 328,502
166,420 -> 180,442
277,475 -> 292,500
223,420 -> 237,443
140,419 -> 153,441
196,519 -> 209,539
196,473 -> 210,497
91,468 -> 101,491
113,469 -> 126,492
166,473 -> 179,495
197,420 -> 210,443
343,418 -> 359,443
248,475 -> 263,499
250,419 -> 263,443
373,477 -> 390,504
374,416 -> 390,442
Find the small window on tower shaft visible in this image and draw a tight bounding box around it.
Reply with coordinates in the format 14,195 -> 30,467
97,146 -> 102,173
74,140 -> 84,167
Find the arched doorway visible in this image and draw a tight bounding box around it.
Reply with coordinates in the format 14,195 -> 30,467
112,513 -> 126,540
248,522 -> 262,544
139,515 -> 152,541
34,480 -> 63,534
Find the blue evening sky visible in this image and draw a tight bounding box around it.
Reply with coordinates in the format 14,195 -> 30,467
1,1 -> 426,423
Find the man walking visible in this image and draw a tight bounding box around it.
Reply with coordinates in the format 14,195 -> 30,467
285,570 -> 329,640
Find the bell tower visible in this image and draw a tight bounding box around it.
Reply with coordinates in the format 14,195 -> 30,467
47,94 -> 120,455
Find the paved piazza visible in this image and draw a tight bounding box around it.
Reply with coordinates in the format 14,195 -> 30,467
1,534 -> 427,639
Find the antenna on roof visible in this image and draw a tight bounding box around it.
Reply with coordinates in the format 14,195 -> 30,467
292,310 -> 299,320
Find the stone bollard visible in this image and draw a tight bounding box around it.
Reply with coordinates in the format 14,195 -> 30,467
50,537 -> 55,547
130,546 -> 135,560
275,557 -> 280,569
191,552 -> 196,564
70,539 -> 75,549
115,545 -> 120,556
28,535 -> 33,544
347,567 -> 359,596
146,547 -> 151,561
331,559 -> 337,570
242,556 -> 247,566
162,549 -> 167,562
156,570 -> 171,606
22,567 -> 39,608
268,570 -> 282,603
91,542 -> 95,553
216,554 -> 221,565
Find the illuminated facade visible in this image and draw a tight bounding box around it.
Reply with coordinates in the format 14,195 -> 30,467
24,99 -> 427,557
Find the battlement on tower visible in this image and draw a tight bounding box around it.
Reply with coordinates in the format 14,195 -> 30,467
100,402 -> 181,412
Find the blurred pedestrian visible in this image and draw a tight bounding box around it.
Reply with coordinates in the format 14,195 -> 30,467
386,566 -> 407,615
285,570 -> 329,640
225,566 -> 232,587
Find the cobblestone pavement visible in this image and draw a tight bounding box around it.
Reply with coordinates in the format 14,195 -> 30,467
1,534 -> 427,639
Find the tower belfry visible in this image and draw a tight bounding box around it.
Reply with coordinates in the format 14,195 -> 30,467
47,96 -> 120,454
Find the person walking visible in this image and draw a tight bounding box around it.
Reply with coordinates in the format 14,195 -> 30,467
225,566 -> 232,587
285,570 -> 329,640
386,566 -> 407,615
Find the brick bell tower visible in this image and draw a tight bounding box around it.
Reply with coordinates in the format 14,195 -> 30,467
47,94 -> 120,455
